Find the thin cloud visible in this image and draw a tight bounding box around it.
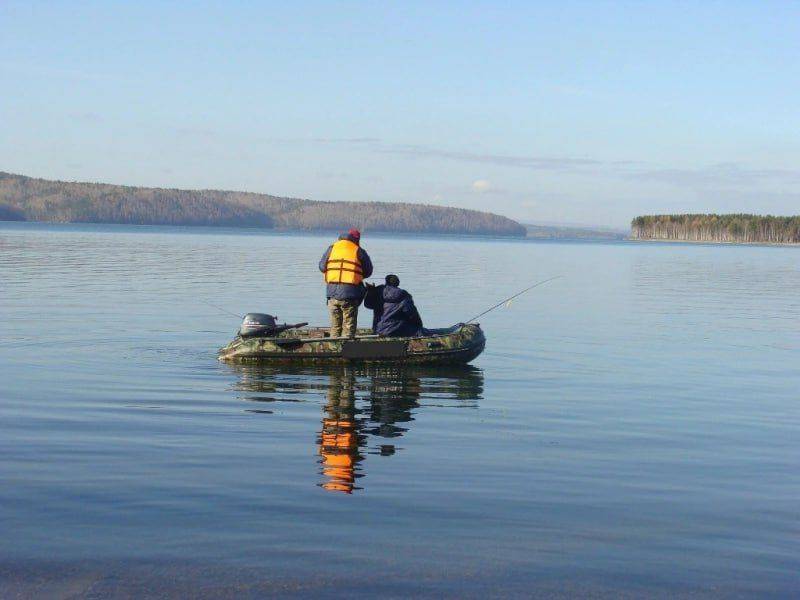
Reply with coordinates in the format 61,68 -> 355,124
628,162 -> 800,187
167,131 -> 798,195
173,129 -> 381,146
168,132 -> 617,174
68,112 -> 104,123
311,137 -> 380,144
382,144 -> 602,171
174,127 -> 222,139
696,189 -> 800,214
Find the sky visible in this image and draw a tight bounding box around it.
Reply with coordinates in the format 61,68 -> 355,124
1,1 -> 798,228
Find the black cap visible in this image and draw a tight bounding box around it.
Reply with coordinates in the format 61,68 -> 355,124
385,274 -> 400,286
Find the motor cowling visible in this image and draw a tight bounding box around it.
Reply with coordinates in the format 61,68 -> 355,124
239,313 -> 278,337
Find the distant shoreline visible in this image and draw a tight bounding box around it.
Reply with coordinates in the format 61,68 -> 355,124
0,171 -> 527,238
0,218 -> 521,240
0,219 -> 634,243
631,214 -> 800,245
11,220 -> 799,245
628,237 -> 799,247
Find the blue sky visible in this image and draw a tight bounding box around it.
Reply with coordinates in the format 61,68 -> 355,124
1,1 -> 798,227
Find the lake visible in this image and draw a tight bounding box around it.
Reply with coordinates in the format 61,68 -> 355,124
1,222 -> 798,598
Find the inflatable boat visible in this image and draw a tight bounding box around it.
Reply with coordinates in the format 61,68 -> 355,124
217,314 -> 485,365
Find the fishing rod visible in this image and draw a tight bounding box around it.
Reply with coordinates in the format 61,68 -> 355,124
200,300 -> 243,320
465,276 -> 562,324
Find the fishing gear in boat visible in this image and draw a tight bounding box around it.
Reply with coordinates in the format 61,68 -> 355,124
464,276 -> 561,324
212,276 -> 556,364
213,277 -> 558,364
217,275 -> 567,364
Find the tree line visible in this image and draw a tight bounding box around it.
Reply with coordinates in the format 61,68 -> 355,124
631,214 -> 800,244
0,172 -> 526,237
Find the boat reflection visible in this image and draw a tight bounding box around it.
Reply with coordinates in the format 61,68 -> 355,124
226,364 -> 484,494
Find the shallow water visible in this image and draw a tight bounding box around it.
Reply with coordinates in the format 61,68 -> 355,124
1,223 -> 799,597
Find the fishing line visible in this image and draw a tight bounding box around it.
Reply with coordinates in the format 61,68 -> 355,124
200,300 -> 243,319
464,276 -> 562,323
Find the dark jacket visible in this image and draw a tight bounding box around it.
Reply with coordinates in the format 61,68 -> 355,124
364,284 -> 423,337
319,234 -> 374,302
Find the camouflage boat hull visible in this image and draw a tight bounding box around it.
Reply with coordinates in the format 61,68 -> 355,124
218,323 -> 485,365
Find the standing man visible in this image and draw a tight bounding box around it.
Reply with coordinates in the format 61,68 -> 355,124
319,228 -> 373,338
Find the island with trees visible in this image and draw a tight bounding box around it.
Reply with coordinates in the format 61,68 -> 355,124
631,214 -> 800,245
0,171 -> 527,237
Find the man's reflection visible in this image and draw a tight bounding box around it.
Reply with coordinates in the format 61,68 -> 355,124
361,371 -> 422,455
315,366 -> 483,493
318,369 -> 362,493
226,363 -> 483,494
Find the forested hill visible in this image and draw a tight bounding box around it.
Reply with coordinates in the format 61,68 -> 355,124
0,172 -> 526,237
631,214 -> 800,244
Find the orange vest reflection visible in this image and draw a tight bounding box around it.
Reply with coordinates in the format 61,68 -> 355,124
318,371 -> 362,493
319,417 -> 360,493
223,362 -> 483,494
316,368 -> 477,494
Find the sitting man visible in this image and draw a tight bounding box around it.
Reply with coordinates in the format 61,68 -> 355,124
364,274 -> 424,337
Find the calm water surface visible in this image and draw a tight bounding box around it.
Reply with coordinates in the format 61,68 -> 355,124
1,223 -> 799,598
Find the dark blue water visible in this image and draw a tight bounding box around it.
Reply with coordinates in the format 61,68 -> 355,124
1,223 -> 799,598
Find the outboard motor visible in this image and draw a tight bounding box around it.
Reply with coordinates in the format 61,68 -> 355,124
239,313 -> 278,338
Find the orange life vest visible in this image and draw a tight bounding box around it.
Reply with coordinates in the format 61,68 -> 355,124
324,239 -> 363,285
